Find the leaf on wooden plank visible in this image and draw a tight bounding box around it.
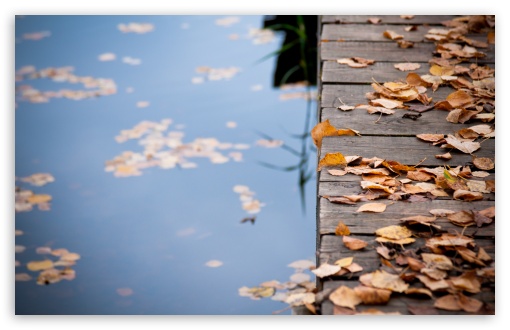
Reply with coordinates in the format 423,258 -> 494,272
416,275 -> 449,291
354,286 -> 392,304
404,288 -> 433,298
435,152 -> 452,160
367,17 -> 381,24
370,270 -> 409,292
473,210 -> 493,227
458,292 -> 483,313
407,170 -> 435,181
426,233 -> 474,248
444,135 -> 480,154
421,253 -> 453,270
381,160 -> 416,174
27,260 -> 54,271
334,257 -> 354,268
333,305 -> 356,315
310,119 -> 339,148
370,98 -> 404,109
401,215 -> 439,229
446,90 -> 474,108
429,209 -> 456,217
335,221 -> 350,236
356,203 -> 387,213
473,157 -> 494,170
311,263 -> 341,278
416,134 -> 445,143
450,270 -> 481,293
453,189 -> 484,201
446,108 -> 480,124
376,237 -> 415,245
383,30 -> 404,40
477,247 -> 492,262
375,225 -> 413,240
337,57 -> 375,68
343,236 -> 368,250
337,105 -> 355,111
366,106 -> 395,115
408,305 -> 439,315
434,294 -> 462,311
360,181 -> 395,194
447,210 -> 475,226
408,104 -> 435,113
394,63 -> 421,71
376,246 -> 397,260
407,257 -> 425,271
430,65 -> 455,77
466,180 -> 490,193
285,292 -> 315,306
329,285 -> 362,310
469,124 -> 493,136
317,152 -> 347,171
326,196 -> 356,205
478,206 -> 495,218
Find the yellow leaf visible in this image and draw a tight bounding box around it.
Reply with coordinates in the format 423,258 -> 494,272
27,194 -> 52,204
335,221 -> 350,236
317,152 -> 347,171
27,260 -> 54,271
334,257 -> 354,268
311,120 -> 339,149
375,225 -> 413,240
370,270 -> 409,292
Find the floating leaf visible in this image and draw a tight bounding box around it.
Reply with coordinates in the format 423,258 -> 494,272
205,260 -> 223,268
356,203 -> 387,213
27,194 -> 52,204
116,288 -> 134,297
285,292 -> 315,306
15,273 -> 32,281
287,259 -> 315,270
27,260 -> 54,271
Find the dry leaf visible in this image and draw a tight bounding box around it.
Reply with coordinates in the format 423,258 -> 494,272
421,253 -> 453,270
354,286 -> 392,304
426,233 -> 474,248
447,210 -> 475,226
429,209 -> 456,217
405,288 -> 433,298
334,257 -> 354,268
335,221 -> 351,236
435,152 -> 452,160
383,30 -> 404,40
444,135 -> 480,154
446,90 -> 474,108
312,263 -> 341,278
318,152 -> 347,171
27,260 -> 54,271
27,194 -> 52,204
311,120 -> 339,149
394,63 -> 421,71
416,275 -> 449,291
457,292 -> 483,313
377,246 -> 397,260
375,225 -> 413,240
337,57 -> 375,68
416,134 -> 445,142
450,271 -> 481,293
434,294 -> 461,311
370,270 -> 409,292
329,285 -> 362,310
453,190 -> 484,201
472,157 -> 494,170
366,106 -> 395,115
356,203 -> 387,213
367,17 -> 381,24
370,98 -> 404,109
343,236 -> 368,250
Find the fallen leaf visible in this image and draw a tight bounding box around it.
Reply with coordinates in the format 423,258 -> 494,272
337,105 -> 355,111
375,225 -> 413,240
343,236 -> 368,250
205,260 -> 223,268
377,246 -> 397,260
383,30 -> 404,40
444,135 -> 480,154
370,98 -> 404,109
421,253 -> 453,270
285,292 -> 315,306
356,203 -> 387,213
404,25 -> 418,32
408,305 -> 439,315
429,209 -> 456,217
400,15 -> 415,19
27,260 -> 54,271
447,211 -> 475,226
337,57 -> 375,68
366,106 -> 395,115
477,247 -> 492,262
334,257 -> 354,268
416,275 -> 449,291
333,305 -> 356,315
416,134 -> 445,142
426,233 -> 474,248
434,294 -> 462,311
317,152 -> 347,171
288,259 -> 315,270
450,271 -> 481,293
446,90 -> 474,108
27,194 -> 52,204
453,190 -> 484,201
15,273 -> 32,281
457,292 -> 483,313
367,17 -> 382,24
397,40 -> 415,48
405,288 -> 433,298
435,152 -> 452,160
370,270 -> 409,292
329,285 -> 362,310
116,288 -> 134,297
327,169 -> 347,176
311,120 -> 340,149
312,263 -> 341,278
394,63 -> 421,71
472,157 -> 494,170
354,286 -> 392,304
335,221 -> 350,236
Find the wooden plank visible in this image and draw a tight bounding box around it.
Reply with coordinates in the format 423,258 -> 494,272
320,136 -> 495,164
321,41 -> 495,63
321,61 -> 495,84
320,107 -> 492,136
319,236 -> 494,270
321,15 -> 459,25
318,198 -> 495,237
321,24 -> 488,43
320,84 -> 456,108
320,281 -> 495,315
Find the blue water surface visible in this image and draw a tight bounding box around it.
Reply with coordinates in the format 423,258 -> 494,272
15,15 -> 317,315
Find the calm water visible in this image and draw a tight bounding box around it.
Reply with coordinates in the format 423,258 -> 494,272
15,15 -> 317,315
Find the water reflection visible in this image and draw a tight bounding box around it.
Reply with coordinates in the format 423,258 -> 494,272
15,15 -> 317,315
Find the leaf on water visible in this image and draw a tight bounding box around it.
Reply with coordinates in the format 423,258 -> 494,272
444,135 -> 480,154
287,259 -> 315,271
337,57 -> 375,68
383,30 -> 404,40
60,252 -> 81,261
335,221 -> 351,236
329,285 -> 362,310
472,157 -> 494,170
15,245 -> 26,253
27,194 -> 52,204
16,273 -> 32,281
116,288 -> 134,297
285,292 -> 315,306
27,260 -> 54,271
416,134 -> 445,143
394,63 -> 421,71
311,263 -> 341,278
370,270 -> 409,292
354,286 -> 392,304
343,236 -> 368,251
290,273 -> 311,284
317,152 -> 347,172
453,190 -> 484,201
205,260 -> 223,268
356,203 -> 387,213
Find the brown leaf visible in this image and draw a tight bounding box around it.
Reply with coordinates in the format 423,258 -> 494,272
367,17 -> 381,24
337,57 -> 375,68
327,169 -> 347,176
416,134 -> 445,143
446,90 -> 474,108
370,98 -> 404,109
457,292 -> 483,313
404,288 -> 433,298
376,237 -> 416,245
310,120 -> 339,149
417,275 -> 449,291
429,209 -> 456,217
444,135 -> 480,154
333,305 -> 356,315
394,63 -> 421,71
477,247 -> 492,262
408,305 -> 439,315
407,257 -> 425,271
450,270 -> 481,294
317,152 -> 347,171
473,157 -> 494,170
343,236 -> 368,250
426,233 -> 474,248
354,286 -> 392,304
27,260 -> 54,271
383,30 -> 404,40
435,152 -> 452,160
334,257 -> 354,268
447,210 -> 475,227
356,203 -> 387,213
27,194 -> 52,204
311,263 -> 342,278
335,221 -> 351,236
453,190 -> 484,201
376,246 -> 396,260
329,285 -> 362,310
421,253 -> 453,270
478,206 -> 495,218
366,106 -> 395,115
375,225 -> 413,240
434,294 -> 462,311
370,270 -> 409,292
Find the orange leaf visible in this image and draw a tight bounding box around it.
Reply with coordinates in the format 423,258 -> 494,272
311,120 -> 339,149
354,286 -> 391,304
335,221 -> 350,236
317,152 -> 347,171
343,236 -> 368,250
329,285 -> 362,310
356,203 -> 387,213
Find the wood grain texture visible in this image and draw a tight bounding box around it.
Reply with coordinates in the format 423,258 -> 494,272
321,15 -> 460,25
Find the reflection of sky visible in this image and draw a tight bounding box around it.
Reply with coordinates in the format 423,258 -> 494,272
15,15 -> 316,315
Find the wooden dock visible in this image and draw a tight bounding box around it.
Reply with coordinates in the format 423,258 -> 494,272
314,15 -> 495,315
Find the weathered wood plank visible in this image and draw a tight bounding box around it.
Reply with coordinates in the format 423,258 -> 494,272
321,61 -> 495,84
320,84 -> 456,108
320,108 -> 492,136
319,198 -> 495,237
319,236 -> 494,270
321,41 -> 495,63
321,24 -> 488,43
321,281 -> 495,315
320,136 -> 495,164
321,15 -> 460,25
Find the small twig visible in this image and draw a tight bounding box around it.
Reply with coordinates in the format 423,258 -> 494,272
414,157 -> 427,167
374,112 -> 383,123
